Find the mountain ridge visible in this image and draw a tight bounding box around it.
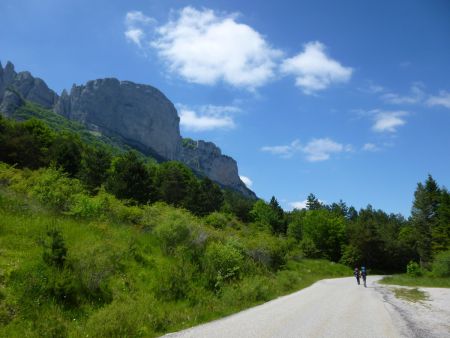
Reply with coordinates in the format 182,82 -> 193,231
0,60 -> 255,198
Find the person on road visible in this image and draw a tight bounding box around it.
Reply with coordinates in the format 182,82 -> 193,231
354,267 -> 360,285
361,266 -> 367,287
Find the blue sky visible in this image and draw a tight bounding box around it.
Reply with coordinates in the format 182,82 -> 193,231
1,0 -> 450,216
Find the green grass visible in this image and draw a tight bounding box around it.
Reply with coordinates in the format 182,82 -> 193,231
0,176 -> 351,337
390,287 -> 429,303
380,275 -> 450,288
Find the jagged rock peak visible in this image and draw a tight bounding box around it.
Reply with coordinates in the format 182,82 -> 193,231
0,60 -> 57,112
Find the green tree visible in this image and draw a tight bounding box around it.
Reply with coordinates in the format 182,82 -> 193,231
411,175 -> 441,267
50,132 -> 83,177
269,196 -> 287,234
79,146 -> 112,192
106,151 -> 153,204
190,177 -> 224,216
155,161 -> 197,208
306,193 -> 322,210
222,190 -> 255,222
434,188 -> 450,253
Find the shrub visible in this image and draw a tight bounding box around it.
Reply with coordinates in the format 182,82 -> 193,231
155,255 -> 195,301
432,250 -> 450,277
406,261 -> 422,277
43,229 -> 67,269
204,242 -> 244,290
154,215 -> 192,255
85,297 -> 152,337
31,167 -> 84,210
299,237 -> 320,258
244,234 -> 287,271
204,212 -> 231,229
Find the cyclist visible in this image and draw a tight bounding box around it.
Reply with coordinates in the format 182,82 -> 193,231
361,266 -> 367,287
353,267 -> 360,285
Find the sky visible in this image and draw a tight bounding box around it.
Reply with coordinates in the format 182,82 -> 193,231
1,0 -> 450,216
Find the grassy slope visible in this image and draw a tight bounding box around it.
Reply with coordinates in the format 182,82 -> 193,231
380,275 -> 450,288
0,183 -> 351,337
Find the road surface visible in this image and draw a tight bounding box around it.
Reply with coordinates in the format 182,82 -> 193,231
164,276 -> 450,338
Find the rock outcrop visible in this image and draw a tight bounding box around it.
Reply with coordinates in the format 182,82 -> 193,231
179,139 -> 254,197
54,78 -> 181,161
0,61 -> 58,115
0,61 -> 256,198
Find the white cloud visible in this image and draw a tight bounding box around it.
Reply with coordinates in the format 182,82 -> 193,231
372,110 -> 408,133
289,200 -> 308,210
261,139 -> 302,159
178,104 -> 239,131
302,138 -> 346,162
125,29 -> 144,47
427,90 -> 450,109
280,41 -> 353,94
125,11 -> 155,25
150,7 -> 282,88
124,11 -> 155,48
362,143 -> 380,152
240,176 -> 253,188
261,138 -> 351,162
381,83 -> 424,105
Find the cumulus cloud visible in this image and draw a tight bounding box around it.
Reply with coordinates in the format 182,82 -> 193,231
372,110 -> 408,133
427,90 -> 450,109
362,143 -> 380,152
289,200 -> 308,210
280,41 -> 353,94
381,83 -> 424,105
240,176 -> 253,188
149,7 -> 282,88
124,10 -> 155,47
177,104 -> 239,131
261,139 -> 302,159
261,138 -> 351,162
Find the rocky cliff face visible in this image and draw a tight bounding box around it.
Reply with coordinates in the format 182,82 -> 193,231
0,61 -> 255,198
179,139 -> 254,197
0,61 -> 57,115
54,78 -> 181,161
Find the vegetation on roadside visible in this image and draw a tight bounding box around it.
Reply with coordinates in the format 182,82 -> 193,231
391,287 -> 429,303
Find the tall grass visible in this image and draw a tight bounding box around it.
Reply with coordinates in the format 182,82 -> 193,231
0,164 -> 351,337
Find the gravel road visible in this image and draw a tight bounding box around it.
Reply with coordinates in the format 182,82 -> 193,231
164,276 -> 450,338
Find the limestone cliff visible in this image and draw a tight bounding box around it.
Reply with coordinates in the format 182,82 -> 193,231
0,61 -> 255,198
54,78 -> 181,161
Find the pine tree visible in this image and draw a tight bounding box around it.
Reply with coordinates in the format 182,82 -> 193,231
411,175 -> 441,266
306,193 -> 322,210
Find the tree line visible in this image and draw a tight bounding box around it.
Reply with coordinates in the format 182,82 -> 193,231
1,114 -> 449,273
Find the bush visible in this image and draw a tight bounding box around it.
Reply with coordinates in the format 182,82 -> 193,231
221,276 -> 275,305
31,167 -> 84,211
85,297 -> 153,337
299,237 -> 320,258
154,214 -> 192,255
204,212 -> 234,229
244,234 -> 287,271
406,261 -> 422,277
432,250 -> 450,277
204,242 -> 244,290
155,255 -> 195,301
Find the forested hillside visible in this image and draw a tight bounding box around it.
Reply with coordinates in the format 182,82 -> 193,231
0,109 -> 449,336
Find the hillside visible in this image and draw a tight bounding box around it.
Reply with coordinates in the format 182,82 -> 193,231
0,164 -> 351,337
